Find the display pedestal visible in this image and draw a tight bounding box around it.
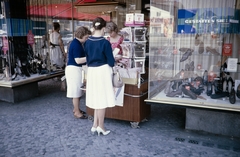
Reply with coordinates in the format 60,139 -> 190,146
87,81 -> 151,127
185,108 -> 240,138
0,82 -> 38,103
0,71 -> 64,103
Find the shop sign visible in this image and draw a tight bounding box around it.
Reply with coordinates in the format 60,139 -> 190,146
222,43 -> 232,56
177,8 -> 240,34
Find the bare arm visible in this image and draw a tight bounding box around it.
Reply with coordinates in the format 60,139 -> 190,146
58,35 -> 65,54
75,57 -> 86,64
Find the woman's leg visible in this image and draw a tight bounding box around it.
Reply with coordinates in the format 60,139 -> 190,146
72,97 -> 82,116
93,109 -> 98,128
96,108 -> 106,130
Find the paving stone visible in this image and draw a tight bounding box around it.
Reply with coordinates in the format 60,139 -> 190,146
0,79 -> 240,156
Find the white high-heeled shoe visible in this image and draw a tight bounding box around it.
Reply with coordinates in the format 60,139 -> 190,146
96,126 -> 110,136
91,127 -> 97,134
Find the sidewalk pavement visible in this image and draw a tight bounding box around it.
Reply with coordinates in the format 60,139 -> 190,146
0,79 -> 240,157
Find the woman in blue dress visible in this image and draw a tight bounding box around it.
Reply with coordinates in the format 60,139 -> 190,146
65,26 -> 91,119
84,17 -> 115,136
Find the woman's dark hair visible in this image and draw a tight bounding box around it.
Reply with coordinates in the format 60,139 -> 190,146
53,22 -> 60,30
92,17 -> 106,30
75,26 -> 91,39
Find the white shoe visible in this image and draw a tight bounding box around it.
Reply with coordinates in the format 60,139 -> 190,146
91,127 -> 97,134
96,126 -> 110,136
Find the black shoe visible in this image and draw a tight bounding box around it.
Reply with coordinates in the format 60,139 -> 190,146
203,70 -> 208,85
227,77 -> 234,93
237,84 -> 240,99
180,49 -> 192,62
206,82 -> 212,96
210,92 -> 229,99
166,88 -> 182,97
182,85 -> 197,99
229,88 -> 236,104
11,73 -> 18,81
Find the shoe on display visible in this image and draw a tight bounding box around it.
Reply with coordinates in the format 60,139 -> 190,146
222,77 -> 227,92
174,69 -> 185,79
210,92 -> 229,99
195,34 -> 200,46
227,77 -> 233,93
171,80 -> 182,91
179,47 -> 190,52
180,49 -> 193,62
198,41 -> 204,54
191,84 -> 204,95
194,76 -> 203,84
203,70 -> 208,85
237,84 -> 240,99
206,82 -> 212,96
189,61 -> 195,71
182,84 -> 197,99
185,63 -> 190,71
164,81 -> 173,94
206,46 -> 220,55
166,88 -> 182,97
229,88 -> 236,104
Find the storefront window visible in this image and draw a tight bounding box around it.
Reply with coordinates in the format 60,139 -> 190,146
147,0 -> 240,111
0,0 -> 111,84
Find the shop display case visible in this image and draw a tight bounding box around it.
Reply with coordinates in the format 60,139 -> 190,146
146,0 -> 240,112
0,0 -> 71,102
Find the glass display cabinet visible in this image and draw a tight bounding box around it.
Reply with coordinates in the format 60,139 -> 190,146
0,0 -> 74,102
146,0 -> 240,112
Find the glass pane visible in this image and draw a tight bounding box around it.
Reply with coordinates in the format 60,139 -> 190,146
148,0 -> 240,111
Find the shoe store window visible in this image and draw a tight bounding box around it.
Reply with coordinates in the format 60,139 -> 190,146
146,0 -> 240,112
0,0 -> 101,87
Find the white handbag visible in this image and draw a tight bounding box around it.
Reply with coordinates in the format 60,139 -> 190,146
112,68 -> 123,88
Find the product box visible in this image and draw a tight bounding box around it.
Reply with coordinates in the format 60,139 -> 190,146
134,27 -> 147,42
133,42 -> 146,58
120,42 -> 133,58
120,27 -> 133,42
134,13 -> 144,25
134,59 -> 145,74
125,14 -> 134,25
125,13 -> 145,26
118,68 -> 140,85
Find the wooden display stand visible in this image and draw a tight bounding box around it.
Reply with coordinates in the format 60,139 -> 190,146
86,81 -> 151,128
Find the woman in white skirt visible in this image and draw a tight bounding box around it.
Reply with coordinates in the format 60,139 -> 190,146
84,17 -> 115,136
65,26 -> 91,119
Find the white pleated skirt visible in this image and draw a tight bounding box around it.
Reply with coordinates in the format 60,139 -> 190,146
86,64 -> 115,109
65,65 -> 83,98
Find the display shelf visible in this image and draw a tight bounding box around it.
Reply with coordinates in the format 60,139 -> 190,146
0,71 -> 64,87
146,90 -> 240,112
0,71 -> 64,103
